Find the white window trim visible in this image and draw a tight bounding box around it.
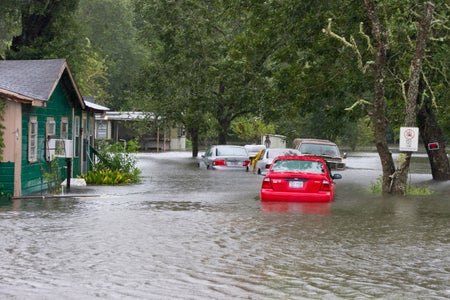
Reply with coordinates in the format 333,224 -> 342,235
45,117 -> 57,161
46,117 -> 56,138
74,116 -> 80,157
28,116 -> 38,162
60,117 -> 69,139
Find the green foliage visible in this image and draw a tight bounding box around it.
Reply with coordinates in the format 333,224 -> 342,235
40,158 -> 63,194
133,0 -> 267,146
81,169 -> 135,185
370,176 -> 433,196
230,116 -> 276,144
185,139 -> 192,150
370,176 -> 383,194
1,0 -> 449,153
0,186 -> 10,200
406,185 -> 433,196
70,38 -> 110,103
75,0 -> 146,109
0,1 -> 20,60
4,0 -> 80,60
82,139 -> 141,185
342,116 -> 375,151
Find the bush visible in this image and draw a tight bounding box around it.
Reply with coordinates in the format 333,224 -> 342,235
82,138 -> 141,185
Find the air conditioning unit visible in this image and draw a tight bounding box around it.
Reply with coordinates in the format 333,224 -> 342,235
47,139 -> 73,159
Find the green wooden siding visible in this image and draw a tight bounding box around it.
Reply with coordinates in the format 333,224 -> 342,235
0,162 -> 14,197
21,82 -> 83,195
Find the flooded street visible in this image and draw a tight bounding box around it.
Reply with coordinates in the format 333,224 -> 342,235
1,151 -> 449,299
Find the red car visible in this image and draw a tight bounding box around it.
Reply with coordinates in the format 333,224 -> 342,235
260,156 -> 342,202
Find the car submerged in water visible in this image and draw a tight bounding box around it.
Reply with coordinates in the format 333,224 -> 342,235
253,148 -> 301,175
293,138 -> 346,170
200,145 -> 250,171
260,155 -> 342,202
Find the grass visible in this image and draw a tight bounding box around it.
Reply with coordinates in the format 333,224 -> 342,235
370,176 -> 433,196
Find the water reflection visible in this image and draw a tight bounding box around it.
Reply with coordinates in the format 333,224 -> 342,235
261,201 -> 332,214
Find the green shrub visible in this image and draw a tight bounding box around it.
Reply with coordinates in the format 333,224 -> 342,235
83,138 -> 141,185
82,169 -> 137,185
41,158 -> 63,193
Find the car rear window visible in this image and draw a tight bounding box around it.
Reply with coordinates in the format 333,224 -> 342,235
299,143 -> 339,156
217,147 -> 247,156
271,160 -> 324,174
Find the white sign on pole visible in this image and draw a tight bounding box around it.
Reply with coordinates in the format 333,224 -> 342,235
399,127 -> 419,152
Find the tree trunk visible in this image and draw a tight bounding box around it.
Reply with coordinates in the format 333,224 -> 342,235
217,116 -> 231,145
418,98 -> 450,180
216,81 -> 229,145
390,2 -> 434,194
364,0 -> 396,193
8,0 -> 55,57
189,127 -> 199,158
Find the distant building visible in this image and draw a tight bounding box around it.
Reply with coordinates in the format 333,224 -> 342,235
95,111 -> 186,151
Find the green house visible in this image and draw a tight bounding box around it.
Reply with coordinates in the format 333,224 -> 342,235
0,59 -> 108,198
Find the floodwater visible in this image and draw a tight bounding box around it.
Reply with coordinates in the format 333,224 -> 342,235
0,152 -> 449,299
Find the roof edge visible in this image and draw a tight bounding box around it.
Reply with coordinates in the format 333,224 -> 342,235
59,60 -> 86,110
0,88 -> 35,103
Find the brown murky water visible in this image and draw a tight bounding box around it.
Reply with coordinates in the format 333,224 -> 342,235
0,152 -> 449,299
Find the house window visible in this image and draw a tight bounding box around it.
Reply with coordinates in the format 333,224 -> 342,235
74,116 -> 80,157
60,117 -> 69,139
46,117 -> 56,161
97,121 -> 108,139
46,117 -> 56,139
28,117 -> 38,162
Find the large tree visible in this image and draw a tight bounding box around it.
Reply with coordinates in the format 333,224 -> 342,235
390,1 -> 436,193
76,0 -> 146,108
133,0 -> 264,156
363,1 -> 448,193
415,2 -> 450,181
133,0 -> 210,156
5,0 -> 79,59
228,1 -> 371,144
325,1 -> 449,193
1,0 -> 110,102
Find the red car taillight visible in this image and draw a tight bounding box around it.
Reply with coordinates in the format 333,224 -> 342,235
261,177 -> 273,189
213,159 -> 226,166
320,180 -> 331,191
243,160 -> 250,167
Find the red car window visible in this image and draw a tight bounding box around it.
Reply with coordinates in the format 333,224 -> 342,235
271,159 -> 325,174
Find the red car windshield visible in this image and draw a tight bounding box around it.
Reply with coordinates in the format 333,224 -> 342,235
271,159 -> 325,174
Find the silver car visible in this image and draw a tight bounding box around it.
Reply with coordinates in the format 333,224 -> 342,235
201,145 -> 250,170
253,148 -> 301,175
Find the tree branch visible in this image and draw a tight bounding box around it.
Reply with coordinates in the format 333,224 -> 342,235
322,18 -> 364,71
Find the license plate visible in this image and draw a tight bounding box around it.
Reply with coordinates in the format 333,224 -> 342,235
289,181 -> 303,188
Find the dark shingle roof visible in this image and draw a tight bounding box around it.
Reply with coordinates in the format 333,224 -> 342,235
0,59 -> 77,102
